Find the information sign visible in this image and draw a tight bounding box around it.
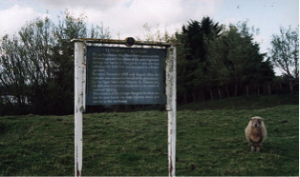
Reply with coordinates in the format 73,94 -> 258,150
86,46 -> 166,105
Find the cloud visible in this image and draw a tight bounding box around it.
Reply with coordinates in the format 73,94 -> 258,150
0,5 -> 45,37
221,17 -> 242,27
0,0 -> 221,39
254,34 -> 270,51
64,0 -> 220,39
34,0 -> 119,12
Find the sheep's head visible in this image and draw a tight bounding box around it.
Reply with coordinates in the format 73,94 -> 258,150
250,116 -> 264,128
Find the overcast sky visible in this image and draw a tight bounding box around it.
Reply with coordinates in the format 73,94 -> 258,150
0,0 -> 299,74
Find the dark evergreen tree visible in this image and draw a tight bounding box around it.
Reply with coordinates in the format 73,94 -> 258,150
177,17 -> 223,101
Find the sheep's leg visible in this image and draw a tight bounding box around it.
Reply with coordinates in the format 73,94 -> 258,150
256,146 -> 260,153
249,141 -> 254,152
251,145 -> 255,152
246,136 -> 251,146
257,143 -> 262,153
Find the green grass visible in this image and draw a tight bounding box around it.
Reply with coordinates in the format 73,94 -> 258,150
0,95 -> 298,176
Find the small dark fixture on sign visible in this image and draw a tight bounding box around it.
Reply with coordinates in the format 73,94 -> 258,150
125,37 -> 135,47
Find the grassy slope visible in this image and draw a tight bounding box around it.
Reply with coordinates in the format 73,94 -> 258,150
0,95 -> 298,176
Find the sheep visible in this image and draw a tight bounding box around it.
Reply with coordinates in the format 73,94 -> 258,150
244,116 -> 267,153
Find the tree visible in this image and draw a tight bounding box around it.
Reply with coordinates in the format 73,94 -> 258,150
205,34 -> 231,99
269,26 -> 299,94
0,34 -> 30,114
136,23 -> 176,43
205,21 -> 275,97
48,10 -> 111,115
0,10 -> 111,115
177,17 -> 223,101
17,17 -> 55,114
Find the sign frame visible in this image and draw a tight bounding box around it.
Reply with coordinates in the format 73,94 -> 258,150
72,38 -> 176,177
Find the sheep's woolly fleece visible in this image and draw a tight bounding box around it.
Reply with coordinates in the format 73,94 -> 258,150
244,116 -> 267,153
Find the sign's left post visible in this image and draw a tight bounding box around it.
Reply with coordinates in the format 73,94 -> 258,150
74,41 -> 85,177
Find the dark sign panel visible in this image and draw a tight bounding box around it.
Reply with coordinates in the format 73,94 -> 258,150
86,46 -> 166,105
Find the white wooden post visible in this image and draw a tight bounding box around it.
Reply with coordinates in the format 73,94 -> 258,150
82,43 -> 86,111
166,45 -> 176,177
74,41 -> 85,177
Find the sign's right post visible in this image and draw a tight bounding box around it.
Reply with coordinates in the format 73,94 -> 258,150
166,45 -> 177,177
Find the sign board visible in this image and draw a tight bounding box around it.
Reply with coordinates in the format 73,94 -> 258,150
86,46 -> 166,105
73,38 -> 176,177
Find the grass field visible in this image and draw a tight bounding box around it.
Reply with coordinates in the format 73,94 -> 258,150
0,95 -> 298,176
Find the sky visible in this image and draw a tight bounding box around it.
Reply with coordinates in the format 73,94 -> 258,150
0,0 -> 299,74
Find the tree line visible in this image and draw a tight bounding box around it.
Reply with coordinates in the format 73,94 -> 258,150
0,13 -> 298,115
0,11 -> 111,115
138,18 -> 298,103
